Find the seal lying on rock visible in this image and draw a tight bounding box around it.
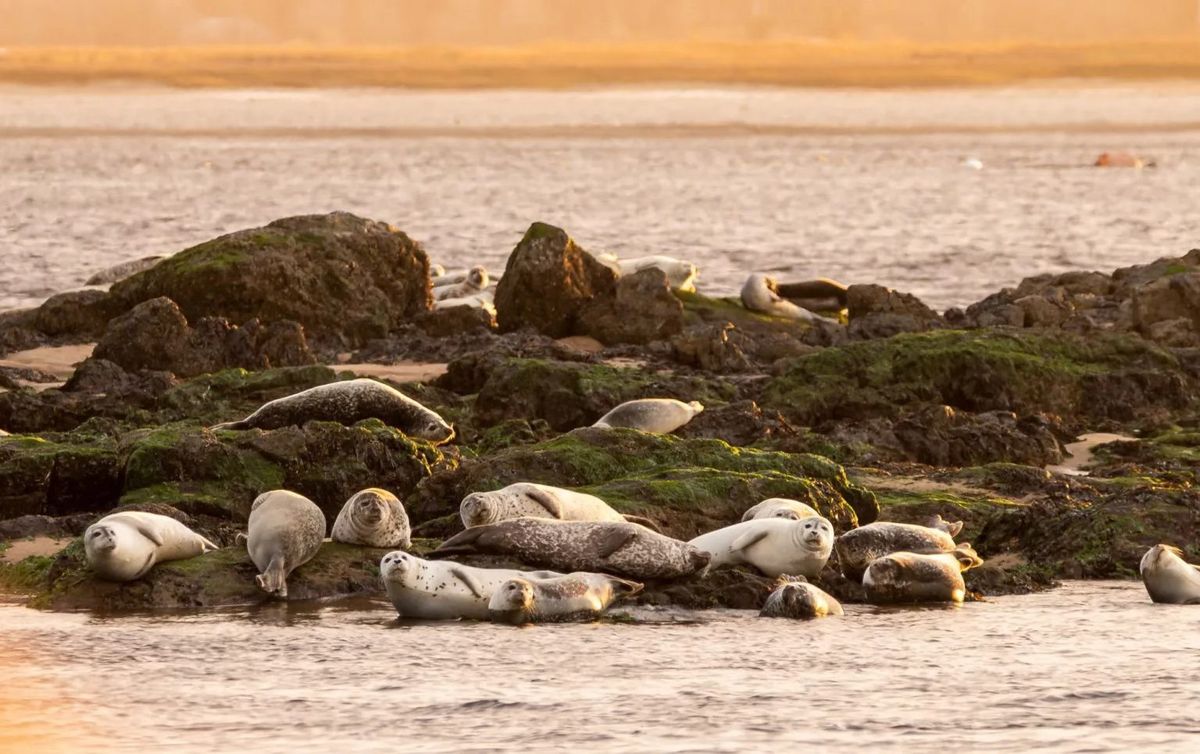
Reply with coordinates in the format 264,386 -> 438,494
434,266 -> 489,300
862,544 -> 984,604
434,290 -> 495,312
592,398 -> 704,433
1140,544 -> 1200,604
835,521 -> 958,582
84,511 -> 217,581
688,516 -> 834,578
211,378 -> 455,444
380,550 -> 561,620
773,278 -> 849,311
246,490 -> 326,598
741,498 -> 820,522
487,572 -> 643,624
741,273 -> 834,322
430,518 -> 710,581
331,488 -> 411,549
85,255 -> 165,286
605,254 -> 699,292
460,482 -> 660,532
759,576 -> 844,619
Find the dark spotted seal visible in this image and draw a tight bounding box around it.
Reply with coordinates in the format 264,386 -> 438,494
835,521 -> 958,582
331,488 -> 411,549
487,572 -> 643,624
862,544 -> 984,604
245,490 -> 326,598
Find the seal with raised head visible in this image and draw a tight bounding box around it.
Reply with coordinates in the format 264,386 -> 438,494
460,482 -> 660,532
1140,544 -> 1200,604
741,498 -> 820,522
84,511 -> 217,581
592,398 -> 704,434
759,576 -> 844,619
688,516 -> 834,578
379,550 -> 562,620
862,543 -> 984,604
245,490 -> 326,598
835,521 -> 958,582
331,488 -> 411,549
430,518 -> 710,581
434,265 -> 489,300
741,273 -> 834,322
211,378 -> 454,444
487,572 -> 643,624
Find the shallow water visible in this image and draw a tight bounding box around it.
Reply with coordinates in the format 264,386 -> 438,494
1,581 -> 1197,753
2,85 -> 1199,312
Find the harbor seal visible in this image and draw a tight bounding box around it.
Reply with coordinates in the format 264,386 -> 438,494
430,518 -> 710,581
85,255 -> 165,286
759,576 -> 844,619
434,266 -> 489,300
862,544 -> 984,604
331,488 -> 411,549
434,290 -> 495,313
688,516 -> 834,578
835,521 -> 958,582
592,398 -> 704,433
211,378 -> 455,444
1140,544 -> 1200,604
741,498 -> 820,522
379,550 -> 562,620
773,278 -> 849,311
460,482 -> 661,531
84,511 -> 217,581
246,490 -> 326,598
611,255 -> 698,292
487,572 -> 643,624
741,273 -> 834,322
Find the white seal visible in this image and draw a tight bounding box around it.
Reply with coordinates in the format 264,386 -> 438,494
434,290 -> 495,313
688,516 -> 835,578
592,398 -> 704,433
759,576 -> 844,619
741,498 -> 820,522
331,488 -> 411,549
835,521 -> 958,582
487,572 -> 643,624
608,255 -> 698,292
434,266 -> 489,300
460,482 -> 659,531
862,544 -> 984,604
246,490 -> 326,598
379,550 -> 562,620
740,273 -> 834,322
84,511 -> 217,581
1140,544 -> 1200,604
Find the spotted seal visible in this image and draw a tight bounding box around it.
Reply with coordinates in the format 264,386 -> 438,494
1140,544 -> 1200,604
379,550 -> 562,620
487,572 -> 643,624
245,490 -> 326,598
835,521 -> 958,582
460,482 -> 660,532
741,498 -> 820,522
592,398 -> 704,434
688,516 -> 834,578
430,518 -> 710,581
211,378 -> 454,444
331,488 -> 411,549
84,511 -> 217,581
862,544 -> 983,604
759,576 -> 844,619
434,265 -> 489,300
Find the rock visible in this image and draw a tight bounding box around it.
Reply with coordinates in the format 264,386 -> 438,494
674,400 -> 793,447
415,306 -> 496,336
891,405 -> 1063,467
0,513 -> 92,540
93,297 -> 190,372
670,322 -> 753,372
32,290 -> 116,338
0,433 -> 123,519
109,212 -> 431,347
846,284 -> 943,339
1131,272 -> 1200,344
579,267 -> 684,345
1112,248 -> 1200,291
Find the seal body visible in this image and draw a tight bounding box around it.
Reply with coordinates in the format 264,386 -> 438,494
246,490 -> 326,598
84,511 -> 217,581
1140,544 -> 1200,604
487,572 -> 643,624
592,398 -> 704,433
380,550 -> 562,620
434,266 -> 489,300
773,278 -> 849,311
835,522 -> 957,582
862,544 -> 984,604
741,273 -> 829,322
741,498 -> 820,522
212,378 -> 454,444
434,290 -> 494,313
331,488 -> 411,549
612,255 -> 698,292
431,518 -> 710,581
459,482 -> 658,531
688,517 -> 834,578
85,255 -> 165,286
760,576 -> 844,619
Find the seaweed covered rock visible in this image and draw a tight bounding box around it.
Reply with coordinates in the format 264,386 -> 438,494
0,433 -> 122,519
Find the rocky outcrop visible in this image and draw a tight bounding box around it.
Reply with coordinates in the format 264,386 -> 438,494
892,405 -> 1062,467
579,267 -> 685,345
32,290 -> 117,337
846,284 -> 943,340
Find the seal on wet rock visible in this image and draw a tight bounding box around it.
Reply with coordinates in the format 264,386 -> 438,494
379,550 -> 562,620
84,511 -> 218,582
245,490 -> 326,598
741,273 -> 833,322
1140,544 -> 1200,604
331,488 -> 411,549
688,516 -> 834,578
592,398 -> 704,433
773,278 -> 849,311
835,521 -> 958,582
487,572 -> 643,624
759,576 -> 844,619
460,482 -> 661,532
741,498 -> 820,522
434,266 -> 489,300
211,378 -> 455,444
862,544 -> 984,604
607,255 -> 699,293
430,518 -> 710,581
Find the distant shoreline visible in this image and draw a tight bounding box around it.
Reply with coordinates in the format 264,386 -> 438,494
2,39 -> 1199,89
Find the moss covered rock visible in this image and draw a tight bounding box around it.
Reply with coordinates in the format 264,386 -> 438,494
0,433 -> 122,518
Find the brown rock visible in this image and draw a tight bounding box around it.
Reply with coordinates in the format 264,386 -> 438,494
671,322 -> 753,372
580,267 -> 684,345
1131,272 -> 1200,344
33,290 -> 117,338
846,284 -> 943,339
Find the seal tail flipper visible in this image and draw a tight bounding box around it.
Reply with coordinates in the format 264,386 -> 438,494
210,420 -> 248,431
199,536 -> 219,552
613,578 -> 644,600
236,532 -> 248,545
621,515 -> 662,533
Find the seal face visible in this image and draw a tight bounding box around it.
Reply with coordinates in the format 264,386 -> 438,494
592,398 -> 704,434
84,511 -> 218,582
760,576 -> 844,619
331,488 -> 411,549
486,572 -> 643,624
459,482 -> 657,531
430,518 -> 710,581
211,378 -> 454,444
688,517 -> 834,578
379,550 -> 562,620
835,522 -> 958,582
741,498 -> 820,523
862,544 -> 984,604
246,490 -> 326,598
1140,544 -> 1200,604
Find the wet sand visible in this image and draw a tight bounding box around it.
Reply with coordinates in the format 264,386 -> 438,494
0,537 -> 72,564
1047,432 -> 1139,476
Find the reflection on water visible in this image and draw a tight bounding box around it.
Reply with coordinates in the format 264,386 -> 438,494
1,582 -> 1198,753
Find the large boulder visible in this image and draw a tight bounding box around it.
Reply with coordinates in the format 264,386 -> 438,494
1131,272 -> 1200,346
846,284 -> 943,339
579,267 -> 684,345
32,290 -> 117,337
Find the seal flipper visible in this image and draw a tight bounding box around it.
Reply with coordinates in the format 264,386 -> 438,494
730,530 -> 769,553
199,536 -> 219,553
211,419 -> 248,431
128,520 -> 165,547
622,515 -> 662,533
525,489 -> 564,519
596,528 -> 639,559
449,566 -> 485,599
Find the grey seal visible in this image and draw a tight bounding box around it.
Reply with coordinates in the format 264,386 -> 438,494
245,490 -> 326,598
460,482 -> 660,532
84,511 -> 217,581
1140,544 -> 1200,604
862,544 -> 984,604
688,516 -> 834,578
487,572 -> 643,624
759,576 -> 844,619
835,521 -> 958,582
331,488 -> 411,549
380,550 -> 561,620
592,398 -> 704,433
